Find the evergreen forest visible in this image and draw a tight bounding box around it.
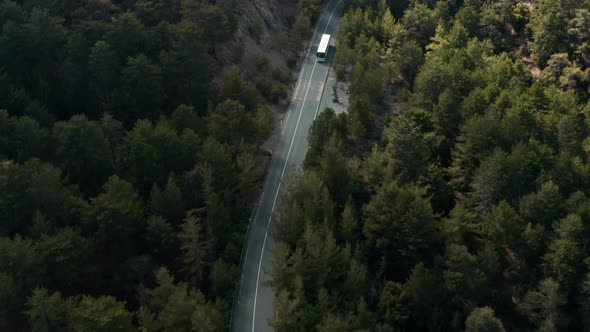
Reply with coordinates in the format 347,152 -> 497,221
0,0 -> 307,329
3,0 -> 590,330
270,0 -> 590,331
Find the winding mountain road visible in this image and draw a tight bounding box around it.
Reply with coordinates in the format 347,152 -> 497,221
231,1 -> 342,331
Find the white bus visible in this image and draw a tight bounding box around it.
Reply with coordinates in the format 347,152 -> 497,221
316,34 -> 331,62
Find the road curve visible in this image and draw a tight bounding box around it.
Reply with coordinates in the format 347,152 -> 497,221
231,1 -> 342,331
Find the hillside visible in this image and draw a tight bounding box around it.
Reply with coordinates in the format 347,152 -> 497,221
269,0 -> 590,331
0,0 -> 323,330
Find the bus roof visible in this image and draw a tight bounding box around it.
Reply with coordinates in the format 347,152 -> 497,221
318,34 -> 330,53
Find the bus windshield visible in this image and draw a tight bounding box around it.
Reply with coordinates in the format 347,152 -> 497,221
316,34 -> 330,62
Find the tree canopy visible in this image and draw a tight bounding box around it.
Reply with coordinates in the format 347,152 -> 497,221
271,0 -> 590,330
0,0 -> 309,329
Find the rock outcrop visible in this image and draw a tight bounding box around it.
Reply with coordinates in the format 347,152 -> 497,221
234,0 -> 296,42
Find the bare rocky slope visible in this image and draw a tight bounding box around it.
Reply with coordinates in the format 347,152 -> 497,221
235,0 -> 297,40
216,0 -> 297,74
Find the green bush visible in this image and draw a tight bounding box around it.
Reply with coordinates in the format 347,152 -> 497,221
252,17 -> 265,42
271,84 -> 288,104
272,67 -> 294,84
255,54 -> 271,72
256,78 -> 273,101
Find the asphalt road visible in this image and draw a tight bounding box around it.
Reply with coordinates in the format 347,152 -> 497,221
231,1 -> 342,331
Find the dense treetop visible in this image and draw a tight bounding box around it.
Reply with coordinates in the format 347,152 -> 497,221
4,0 -> 590,330
271,0 -> 590,331
0,0 -> 323,329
